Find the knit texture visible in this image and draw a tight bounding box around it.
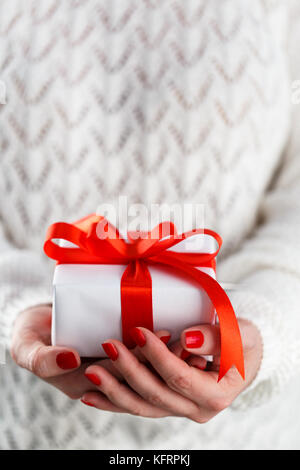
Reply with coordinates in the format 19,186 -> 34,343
1,0 -> 300,449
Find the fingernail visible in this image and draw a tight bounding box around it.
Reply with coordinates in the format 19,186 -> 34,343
102,342 -> 119,361
85,372 -> 101,386
185,330 -> 204,348
81,398 -> 95,408
56,351 -> 78,370
160,334 -> 171,345
130,327 -> 146,347
180,349 -> 191,360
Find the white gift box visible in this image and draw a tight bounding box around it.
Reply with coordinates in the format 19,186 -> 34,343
51,234 -> 217,357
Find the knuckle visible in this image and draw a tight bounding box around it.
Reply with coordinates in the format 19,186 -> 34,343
167,370 -> 192,393
146,391 -> 164,408
131,404 -> 144,417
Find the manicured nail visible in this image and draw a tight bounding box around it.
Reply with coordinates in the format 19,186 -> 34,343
56,351 -> 78,370
81,398 -> 95,408
102,342 -> 119,361
85,372 -> 101,386
130,327 -> 146,347
185,330 -> 204,348
180,349 -> 191,360
160,334 -> 171,345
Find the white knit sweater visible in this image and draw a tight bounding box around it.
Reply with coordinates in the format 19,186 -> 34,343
1,0 -> 300,450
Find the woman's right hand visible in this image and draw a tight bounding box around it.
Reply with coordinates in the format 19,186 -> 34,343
10,305 -> 102,400
10,305 -> 171,407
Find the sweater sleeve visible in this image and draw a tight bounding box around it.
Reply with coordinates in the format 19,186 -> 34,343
218,3 -> 300,409
0,220 -> 52,353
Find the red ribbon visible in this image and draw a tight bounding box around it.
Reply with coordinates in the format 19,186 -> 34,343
44,214 -> 245,381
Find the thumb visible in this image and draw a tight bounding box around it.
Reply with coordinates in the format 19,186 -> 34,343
11,305 -> 81,378
181,325 -> 221,356
181,319 -> 256,356
12,337 -> 81,379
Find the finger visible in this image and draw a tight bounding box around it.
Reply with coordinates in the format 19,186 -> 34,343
186,356 -> 207,371
11,306 -> 81,378
168,340 -> 207,368
45,361 -> 102,399
13,340 -> 81,378
91,339 -> 200,418
184,321 -> 255,392
168,340 -> 192,361
46,357 -> 130,400
181,325 -> 221,356
81,392 -> 127,414
129,327 -> 219,404
181,320 -> 256,358
47,338 -> 173,402
204,361 -> 219,372
157,331 -> 172,346
130,330 -> 172,363
181,324 -> 251,388
83,363 -> 172,418
92,331 -> 172,378
83,385 -> 214,423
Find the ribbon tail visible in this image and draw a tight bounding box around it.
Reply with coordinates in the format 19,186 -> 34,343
120,260 -> 154,349
153,255 -> 245,381
187,269 -> 244,381
215,292 -> 245,381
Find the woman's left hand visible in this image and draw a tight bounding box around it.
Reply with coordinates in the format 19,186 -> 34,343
82,319 -> 263,422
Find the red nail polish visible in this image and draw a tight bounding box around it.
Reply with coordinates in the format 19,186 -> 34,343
56,351 -> 78,370
81,398 -> 95,408
180,349 -> 191,360
102,342 -> 119,361
85,372 -> 101,386
160,335 -> 171,345
185,330 -> 204,348
130,327 -> 146,347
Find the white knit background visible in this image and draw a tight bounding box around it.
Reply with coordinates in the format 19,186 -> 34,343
0,0 -> 300,449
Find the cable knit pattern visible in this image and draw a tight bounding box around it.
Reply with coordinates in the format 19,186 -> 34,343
0,0 -> 300,450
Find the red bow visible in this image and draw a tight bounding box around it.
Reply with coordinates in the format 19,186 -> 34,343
44,214 -> 244,381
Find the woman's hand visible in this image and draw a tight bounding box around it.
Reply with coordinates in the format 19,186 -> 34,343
10,305 -> 170,402
81,320 -> 263,422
